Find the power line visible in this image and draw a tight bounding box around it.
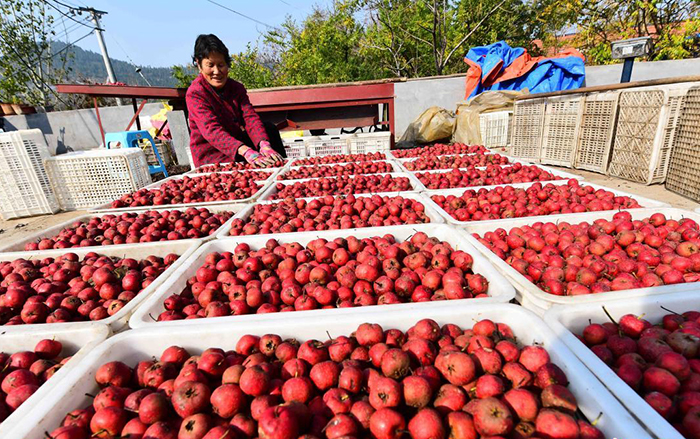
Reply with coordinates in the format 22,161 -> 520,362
50,30 -> 93,57
204,0 -> 280,31
40,0 -> 97,30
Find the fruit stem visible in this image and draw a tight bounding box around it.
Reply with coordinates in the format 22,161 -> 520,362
44,431 -> 54,439
660,305 -> 682,316
85,392 -> 96,398
601,306 -> 617,325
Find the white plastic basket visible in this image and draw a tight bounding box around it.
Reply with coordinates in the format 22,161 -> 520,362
540,95 -> 584,168
0,240 -> 199,333
90,172 -> 271,213
278,160 -> 403,180
12,303 -> 650,439
510,98 -> 545,161
461,207 -> 700,316
544,291 -> 700,439
283,136 -> 307,159
306,134 -> 350,156
0,203 -> 245,253
0,323 -> 108,437
574,91 -> 620,173
479,110 -> 512,147
45,148 -> 152,211
412,164 -> 582,192
422,180 -> 668,227
258,172 -> 425,200
348,131 -> 391,154
129,224 -> 516,329
214,192 -> 444,239
0,129 -> 60,219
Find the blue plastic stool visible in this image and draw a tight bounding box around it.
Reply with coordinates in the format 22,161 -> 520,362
104,130 -> 169,177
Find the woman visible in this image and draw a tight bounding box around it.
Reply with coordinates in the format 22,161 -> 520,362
186,34 -> 285,168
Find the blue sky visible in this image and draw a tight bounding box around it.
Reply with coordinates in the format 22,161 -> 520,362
52,0 -> 330,68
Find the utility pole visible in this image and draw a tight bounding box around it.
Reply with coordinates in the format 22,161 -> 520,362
80,7 -> 123,105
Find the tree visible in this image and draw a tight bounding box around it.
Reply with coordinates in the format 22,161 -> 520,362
170,44 -> 275,89
556,0 -> 700,64
0,0 -> 70,106
264,2 -> 381,85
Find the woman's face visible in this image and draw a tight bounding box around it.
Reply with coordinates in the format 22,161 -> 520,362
198,52 -> 229,89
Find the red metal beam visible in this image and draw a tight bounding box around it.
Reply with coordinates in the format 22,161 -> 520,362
125,99 -> 148,131
248,83 -> 394,107
56,83 -> 186,99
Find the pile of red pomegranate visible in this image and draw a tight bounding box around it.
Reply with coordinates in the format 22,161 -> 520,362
156,232 -> 489,322
0,339 -> 69,421
392,143 -> 488,158
579,310 -> 700,438
23,208 -> 234,251
475,211 -> 700,296
292,152 -> 386,166
432,181 -> 643,222
279,162 -> 394,180
403,154 -> 510,171
192,161 -> 287,173
46,318 -> 604,439
417,164 -> 566,190
269,175 -> 414,200
0,252 -> 179,325
228,195 -> 430,236
110,174 -> 264,208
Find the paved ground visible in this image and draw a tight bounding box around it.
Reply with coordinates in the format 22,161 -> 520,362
0,165 -> 697,250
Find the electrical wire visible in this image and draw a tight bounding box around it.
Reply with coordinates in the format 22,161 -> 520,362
203,0 -> 281,31
40,0 -> 96,30
50,30 -> 93,57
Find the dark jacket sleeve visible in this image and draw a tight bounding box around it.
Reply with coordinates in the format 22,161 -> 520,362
237,84 -> 270,147
187,87 -> 245,158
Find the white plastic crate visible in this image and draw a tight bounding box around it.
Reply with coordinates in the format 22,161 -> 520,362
0,240 -> 199,334
131,223 -> 515,328
258,172 -> 424,200
479,110 -> 512,147
574,91 -> 620,173
412,163 -> 582,192
540,95 -> 584,168
0,129 -> 59,219
461,207 -> 700,316
348,131 -> 391,154
0,323 -> 108,437
0,203 -> 245,253
215,191 -> 444,239
544,291 -> 700,439
278,160 -> 403,180
90,172 -> 273,213
608,84 -> 694,185
282,136 -> 307,159
306,134 -> 350,156
422,180 -> 668,227
45,148 -> 152,211
510,98 -> 545,161
12,303 -> 650,439
666,86 -> 700,201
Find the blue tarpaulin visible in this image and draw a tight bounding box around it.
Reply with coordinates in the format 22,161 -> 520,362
464,41 -> 586,99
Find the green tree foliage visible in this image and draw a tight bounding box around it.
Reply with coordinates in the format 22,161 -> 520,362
171,44 -> 275,89
0,0 -> 70,106
556,0 -> 700,64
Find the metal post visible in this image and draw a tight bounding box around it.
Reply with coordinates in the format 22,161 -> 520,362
84,8 -> 123,106
621,58 -> 635,83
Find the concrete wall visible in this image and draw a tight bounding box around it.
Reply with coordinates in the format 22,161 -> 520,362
2,103 -> 164,155
2,57 -> 700,146
394,75 -> 466,139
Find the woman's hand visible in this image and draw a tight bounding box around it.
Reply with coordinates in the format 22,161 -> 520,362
241,146 -> 273,168
259,140 -> 284,164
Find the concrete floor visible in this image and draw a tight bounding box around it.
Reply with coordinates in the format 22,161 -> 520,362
0,165 -> 698,250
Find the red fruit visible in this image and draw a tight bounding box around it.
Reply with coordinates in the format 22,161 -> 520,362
369,376 -> 402,409
171,381 -> 211,418
138,391 -> 170,424
408,408 -> 446,439
380,349 -> 411,379
258,405 -> 299,439
281,377 -> 314,404
95,361 -> 132,388
210,383 -> 246,418
369,408 -> 406,439
403,375 -> 433,408
684,406 -> 700,439
2,369 -> 39,394
644,367 -> 681,396
356,323 -> 384,346
6,383 -> 38,410
35,339 -> 62,359
239,365 -> 271,396
309,361 -> 340,390
90,407 -> 129,438
503,388 -> 540,422
445,411 -> 477,439
519,346 -> 550,373
541,384 -> 578,412
471,397 -> 514,436
535,409 -> 580,439
49,426 -> 89,439
435,351 -> 475,386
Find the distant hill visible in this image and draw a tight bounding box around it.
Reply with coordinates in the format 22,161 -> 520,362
51,41 -> 179,87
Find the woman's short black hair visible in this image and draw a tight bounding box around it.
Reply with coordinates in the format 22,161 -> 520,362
193,34 -> 231,67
